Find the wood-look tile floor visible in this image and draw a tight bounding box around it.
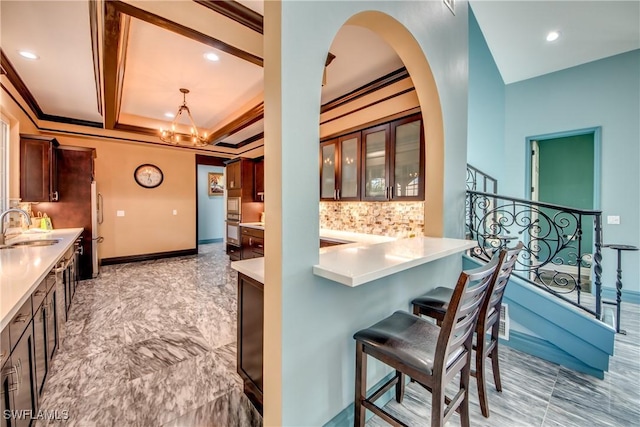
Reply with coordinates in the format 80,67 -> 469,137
366,301 -> 640,426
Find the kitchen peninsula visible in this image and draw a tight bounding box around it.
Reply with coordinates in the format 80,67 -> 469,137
230,230 -> 476,410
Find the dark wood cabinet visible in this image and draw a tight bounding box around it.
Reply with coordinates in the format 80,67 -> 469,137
19,135 -> 60,202
241,227 -> 264,259
320,132 -> 361,201
254,158 -> 264,201
7,321 -> 37,427
237,272 -> 264,414
226,160 -> 241,190
321,113 -> 424,202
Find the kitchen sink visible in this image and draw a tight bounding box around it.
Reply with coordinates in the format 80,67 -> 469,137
10,239 -> 60,247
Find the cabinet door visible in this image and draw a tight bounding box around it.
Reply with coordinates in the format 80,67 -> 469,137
45,288 -> 58,363
11,322 -> 37,427
1,357 -> 13,427
237,273 -> 264,407
33,304 -> 47,396
320,140 -> 337,200
20,136 -> 57,202
361,125 -> 390,201
338,132 -> 360,200
254,159 -> 264,201
391,116 -> 424,200
226,161 -> 241,190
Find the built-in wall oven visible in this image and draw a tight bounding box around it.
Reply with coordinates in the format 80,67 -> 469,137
227,214 -> 241,247
226,197 -> 242,247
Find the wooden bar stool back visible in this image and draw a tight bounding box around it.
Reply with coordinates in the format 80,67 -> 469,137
353,255 -> 501,427
412,242 -> 524,417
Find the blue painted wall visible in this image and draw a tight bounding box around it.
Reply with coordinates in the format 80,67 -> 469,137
467,6 -> 506,183
197,165 -> 224,243
504,50 -> 640,294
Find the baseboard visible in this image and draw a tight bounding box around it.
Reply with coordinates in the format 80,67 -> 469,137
198,238 -> 223,244
101,248 -> 198,265
600,287 -> 640,304
323,372 -> 396,427
503,330 -> 605,379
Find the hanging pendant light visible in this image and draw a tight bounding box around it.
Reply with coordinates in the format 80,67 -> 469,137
159,88 -> 209,147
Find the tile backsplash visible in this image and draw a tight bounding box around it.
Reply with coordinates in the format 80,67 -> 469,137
320,201 -> 424,237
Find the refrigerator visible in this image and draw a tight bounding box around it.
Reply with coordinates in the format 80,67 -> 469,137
37,146 -> 102,279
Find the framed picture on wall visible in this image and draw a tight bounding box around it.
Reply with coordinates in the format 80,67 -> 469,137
208,172 -> 224,196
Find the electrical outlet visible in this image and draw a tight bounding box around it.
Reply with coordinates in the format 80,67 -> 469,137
117,210 -> 125,217
172,210 -> 178,215
607,215 -> 620,225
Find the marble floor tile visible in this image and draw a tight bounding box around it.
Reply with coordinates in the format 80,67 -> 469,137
125,326 -> 211,379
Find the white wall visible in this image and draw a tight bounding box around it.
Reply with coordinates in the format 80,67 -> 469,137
197,165 -> 224,243
263,1 -> 470,424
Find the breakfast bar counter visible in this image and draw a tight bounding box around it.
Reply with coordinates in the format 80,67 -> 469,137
231,232 -> 476,286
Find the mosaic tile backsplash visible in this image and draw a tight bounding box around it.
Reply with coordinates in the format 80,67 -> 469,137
320,201 -> 424,237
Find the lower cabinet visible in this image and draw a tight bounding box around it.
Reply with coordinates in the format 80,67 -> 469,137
240,227 -> 264,260
1,270 -> 61,427
237,273 -> 264,414
3,320 -> 38,427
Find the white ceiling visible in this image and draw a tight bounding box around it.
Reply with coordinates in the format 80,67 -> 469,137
1,1 -> 638,154
470,0 -> 640,84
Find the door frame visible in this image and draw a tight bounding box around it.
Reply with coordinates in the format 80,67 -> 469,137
524,126 -> 602,210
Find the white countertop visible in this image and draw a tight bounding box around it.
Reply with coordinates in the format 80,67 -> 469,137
1,228 -> 83,330
239,222 -> 264,231
231,229 -> 476,287
314,236 -> 477,286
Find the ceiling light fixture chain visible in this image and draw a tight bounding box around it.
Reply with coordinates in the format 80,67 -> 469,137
160,88 -> 209,147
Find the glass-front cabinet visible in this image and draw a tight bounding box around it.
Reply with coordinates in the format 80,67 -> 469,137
320,132 -> 361,201
320,112 -> 423,202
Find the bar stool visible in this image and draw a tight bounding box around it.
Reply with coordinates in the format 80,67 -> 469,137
353,255 -> 501,427
411,242 -> 523,418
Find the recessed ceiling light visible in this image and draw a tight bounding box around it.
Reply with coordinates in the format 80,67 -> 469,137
546,31 -> 560,42
164,112 -> 174,118
18,50 -> 39,60
204,52 -> 220,62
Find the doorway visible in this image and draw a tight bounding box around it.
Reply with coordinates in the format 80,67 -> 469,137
526,128 -> 601,276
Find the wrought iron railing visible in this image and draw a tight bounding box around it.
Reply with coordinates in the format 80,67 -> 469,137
466,189 -> 603,319
466,164 -> 498,194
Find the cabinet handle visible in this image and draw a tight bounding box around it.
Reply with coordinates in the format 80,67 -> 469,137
13,313 -> 29,324
386,186 -> 389,199
249,237 -> 253,245
256,244 -> 263,248
390,186 -> 393,199
337,189 -> 340,200
5,364 -> 18,392
51,191 -> 59,201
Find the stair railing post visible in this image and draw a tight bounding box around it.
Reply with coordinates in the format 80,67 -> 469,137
593,213 -> 603,320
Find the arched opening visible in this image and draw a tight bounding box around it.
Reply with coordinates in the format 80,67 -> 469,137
319,11 -> 445,237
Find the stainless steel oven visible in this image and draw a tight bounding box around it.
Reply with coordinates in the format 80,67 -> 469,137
227,197 -> 241,216
226,213 -> 241,247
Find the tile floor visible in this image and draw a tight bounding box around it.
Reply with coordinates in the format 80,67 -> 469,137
36,243 -> 261,427
37,243 -> 639,426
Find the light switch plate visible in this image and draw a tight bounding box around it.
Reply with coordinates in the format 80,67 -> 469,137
117,210 -> 125,217
172,210 -> 177,215
607,215 -> 620,225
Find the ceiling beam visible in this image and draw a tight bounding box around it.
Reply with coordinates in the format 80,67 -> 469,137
209,102 -> 264,145
103,1 -> 123,130
193,0 -> 263,34
111,0 -> 263,66
216,131 -> 263,149
89,0 -> 103,116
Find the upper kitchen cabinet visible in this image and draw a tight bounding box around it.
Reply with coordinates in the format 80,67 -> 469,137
254,157 -> 264,202
20,135 -> 60,202
361,113 -> 424,201
225,158 -> 255,200
320,132 -> 361,201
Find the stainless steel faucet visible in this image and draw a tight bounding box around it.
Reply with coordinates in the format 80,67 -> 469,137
0,208 -> 32,245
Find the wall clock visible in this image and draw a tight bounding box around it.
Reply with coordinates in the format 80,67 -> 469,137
134,164 -> 164,188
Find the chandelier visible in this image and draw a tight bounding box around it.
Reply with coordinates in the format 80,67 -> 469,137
159,88 -> 209,147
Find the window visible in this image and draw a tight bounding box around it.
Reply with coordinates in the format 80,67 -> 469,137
0,117 -> 8,212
